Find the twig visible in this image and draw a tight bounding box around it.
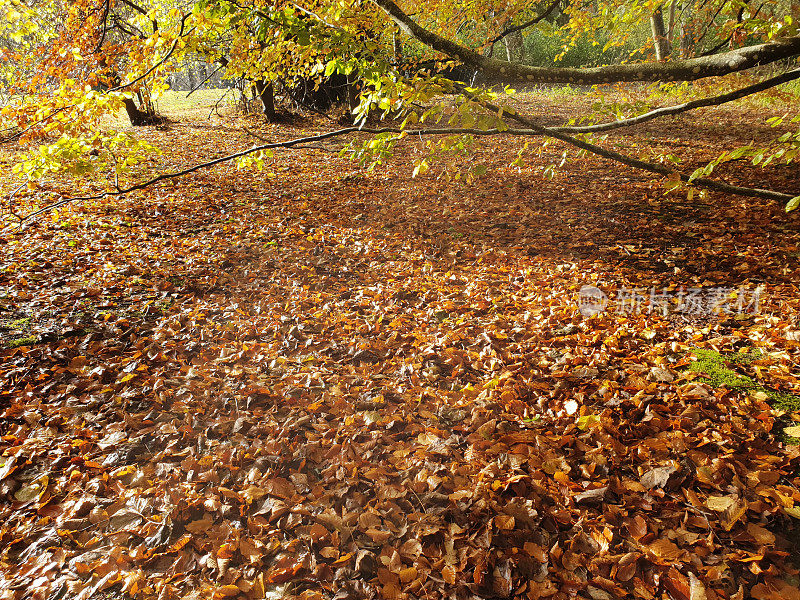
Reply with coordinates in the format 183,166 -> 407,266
7,183 -> 26,224
185,63 -> 226,98
488,0 -> 562,49
209,87 -> 236,119
291,3 -> 344,32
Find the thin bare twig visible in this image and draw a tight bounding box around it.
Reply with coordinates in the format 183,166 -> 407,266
488,0 -> 562,50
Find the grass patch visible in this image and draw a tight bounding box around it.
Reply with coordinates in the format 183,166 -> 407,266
155,89 -> 235,116
688,347 -> 800,441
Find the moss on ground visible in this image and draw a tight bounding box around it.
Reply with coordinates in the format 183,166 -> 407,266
10,317 -> 31,329
6,335 -> 37,348
688,347 -> 800,441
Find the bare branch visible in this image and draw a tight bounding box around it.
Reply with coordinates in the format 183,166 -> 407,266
553,67 -> 800,134
488,0 -> 561,49
459,91 -> 796,203
92,0 -> 112,53
13,114 -> 797,227
185,63 -> 226,97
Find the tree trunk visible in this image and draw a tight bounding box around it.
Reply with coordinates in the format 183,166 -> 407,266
122,97 -> 153,126
345,73 -> 359,112
556,0 -> 570,27
255,80 -> 276,120
186,65 -> 197,91
680,1 -> 694,58
505,30 -> 524,62
392,27 -> 401,61
650,8 -> 670,61
666,0 -> 677,47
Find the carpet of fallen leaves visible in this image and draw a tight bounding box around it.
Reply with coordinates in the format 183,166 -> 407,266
1,90 -> 800,600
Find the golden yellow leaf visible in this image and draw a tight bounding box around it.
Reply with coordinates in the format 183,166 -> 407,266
398,566 -> 417,583
783,425 -> 800,438
214,584 -> 241,599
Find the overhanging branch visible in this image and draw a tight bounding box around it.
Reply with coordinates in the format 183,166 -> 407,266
552,67 -> 800,134
458,91 -> 796,203
11,118 -> 797,227
488,0 -> 561,50
371,0 -> 800,84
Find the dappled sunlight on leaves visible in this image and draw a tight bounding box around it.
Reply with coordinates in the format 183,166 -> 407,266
1,98 -> 800,600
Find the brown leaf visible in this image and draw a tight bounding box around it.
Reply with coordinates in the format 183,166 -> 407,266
646,539 -> 686,564
398,566 -> 417,584
746,523 -> 776,546
688,572 -> 707,600
663,568 -> 689,600
573,486 -> 607,505
494,514 -> 515,530
626,515 -> 648,540
640,465 -> 677,489
442,565 -> 457,584
213,585 -> 241,599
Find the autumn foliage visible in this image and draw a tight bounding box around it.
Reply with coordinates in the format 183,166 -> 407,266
2,0 -> 800,597
1,91 -> 800,600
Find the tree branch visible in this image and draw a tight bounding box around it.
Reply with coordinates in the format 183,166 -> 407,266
12,114 -> 797,228
92,0 -> 112,53
107,14 -> 192,93
458,91 -> 796,203
488,0 -> 561,49
370,0 -> 800,83
119,0 -> 158,32
552,67 -> 800,134
185,63 -> 226,97
14,128 -> 379,224
0,106 -> 70,144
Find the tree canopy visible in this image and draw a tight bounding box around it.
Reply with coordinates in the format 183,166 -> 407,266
1,0 -> 800,217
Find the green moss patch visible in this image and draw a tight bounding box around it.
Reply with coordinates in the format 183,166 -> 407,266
688,347 -> 800,441
6,335 -> 37,348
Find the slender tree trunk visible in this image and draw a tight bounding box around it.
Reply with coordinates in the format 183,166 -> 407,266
345,73 -> 359,112
392,28 -> 400,61
505,30 -> 524,62
556,0 -> 570,27
666,0 -> 677,47
680,1 -> 694,57
254,80 -> 276,120
186,64 -> 197,91
650,8 -> 670,61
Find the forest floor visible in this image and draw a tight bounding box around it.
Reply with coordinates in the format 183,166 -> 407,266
1,85 -> 800,600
